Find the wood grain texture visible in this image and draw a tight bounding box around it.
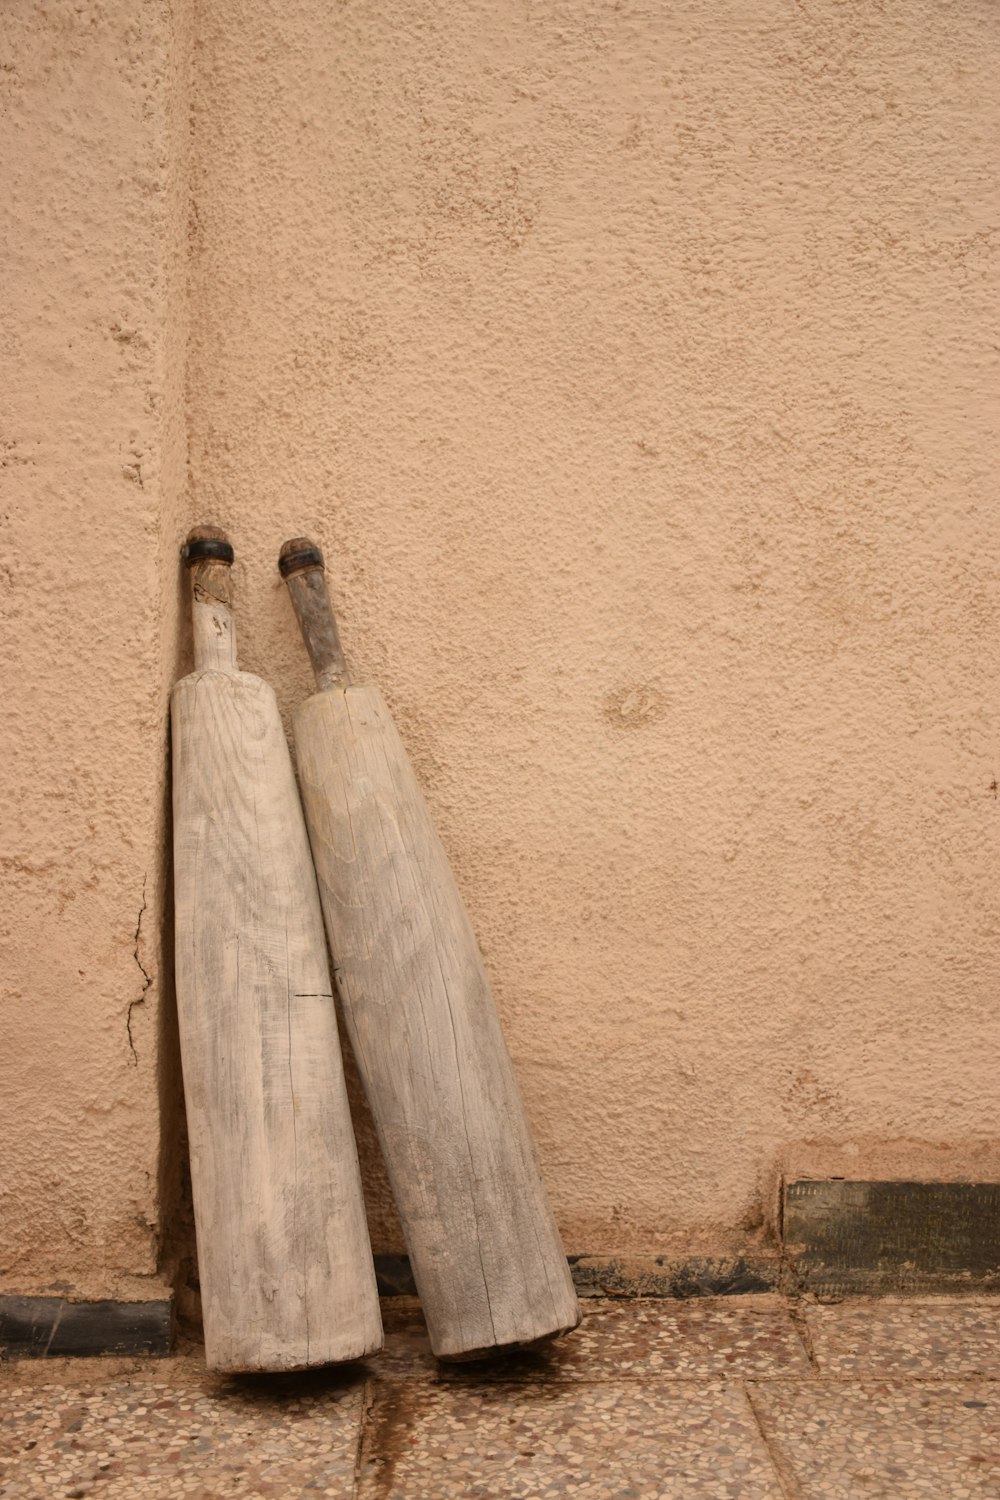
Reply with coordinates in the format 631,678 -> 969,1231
293,685 -> 580,1359
171,643 -> 382,1371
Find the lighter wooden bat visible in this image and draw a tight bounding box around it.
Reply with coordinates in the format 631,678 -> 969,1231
171,527 -> 382,1371
279,537 -> 580,1360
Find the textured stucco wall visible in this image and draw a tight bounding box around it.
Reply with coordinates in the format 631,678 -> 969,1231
187,0 -> 1000,1258
0,0 -> 190,1295
3,0 -> 999,1296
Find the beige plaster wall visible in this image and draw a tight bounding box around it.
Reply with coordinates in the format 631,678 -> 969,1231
187,0 -> 1000,1258
0,0 -> 190,1296
2,0 -> 999,1296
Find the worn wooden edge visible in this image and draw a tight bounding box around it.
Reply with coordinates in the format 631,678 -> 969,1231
0,1296 -> 174,1359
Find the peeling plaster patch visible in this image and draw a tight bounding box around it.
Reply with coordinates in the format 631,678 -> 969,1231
602,685 -> 667,731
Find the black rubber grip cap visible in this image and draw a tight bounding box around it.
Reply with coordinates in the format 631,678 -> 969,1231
183,535 -> 234,565
279,537 -> 325,577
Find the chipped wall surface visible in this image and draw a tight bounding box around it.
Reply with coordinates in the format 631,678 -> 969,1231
3,0 -> 1000,1295
0,0 -> 190,1295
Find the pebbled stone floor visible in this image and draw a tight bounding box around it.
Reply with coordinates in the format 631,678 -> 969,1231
3,1295 -> 1000,1498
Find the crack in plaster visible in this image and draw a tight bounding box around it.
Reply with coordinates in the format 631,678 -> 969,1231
127,874 -> 152,1066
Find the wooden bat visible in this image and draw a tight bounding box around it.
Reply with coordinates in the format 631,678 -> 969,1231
171,526 -> 382,1372
279,537 -> 580,1360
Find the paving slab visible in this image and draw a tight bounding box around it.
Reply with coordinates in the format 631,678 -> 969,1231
752,1378 -> 1000,1499
802,1298 -> 1000,1377
357,1378 -> 784,1500
371,1300 -> 439,1380
551,1298 -> 811,1380
377,1296 -> 810,1382
0,1358 -> 366,1499
5,1297 -> 998,1498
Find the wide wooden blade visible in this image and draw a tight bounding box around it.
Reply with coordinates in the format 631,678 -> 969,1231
294,685 -> 580,1359
172,536 -> 381,1373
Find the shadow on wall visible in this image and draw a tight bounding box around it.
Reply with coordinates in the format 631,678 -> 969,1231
154,546 -> 194,1322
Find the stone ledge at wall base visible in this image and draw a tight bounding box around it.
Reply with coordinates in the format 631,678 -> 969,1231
0,1256 -> 781,1359
567,1254 -> 781,1299
381,1180 -> 1000,1304
5,1180 -> 999,1358
374,1252 -> 782,1300
781,1179 -> 1000,1297
0,1295 -> 173,1359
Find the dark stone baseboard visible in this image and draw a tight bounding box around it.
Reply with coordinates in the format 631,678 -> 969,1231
566,1254 -> 780,1298
373,1252 -> 781,1301
7,1180 -> 996,1358
0,1296 -> 172,1359
783,1179 -> 1000,1296
373,1253 -> 419,1297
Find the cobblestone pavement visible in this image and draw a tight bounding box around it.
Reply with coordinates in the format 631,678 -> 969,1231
2,1295 -> 1000,1498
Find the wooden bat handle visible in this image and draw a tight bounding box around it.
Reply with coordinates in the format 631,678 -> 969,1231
184,524 -> 237,675
279,537 -> 350,691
